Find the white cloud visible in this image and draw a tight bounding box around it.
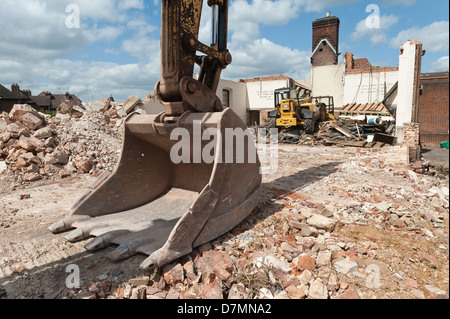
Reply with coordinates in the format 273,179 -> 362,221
216,0 -> 359,81
121,36 -> 160,63
225,38 -> 311,80
351,14 -> 399,46
0,0 -> 160,102
127,19 -> 158,36
301,0 -> 360,12
16,59 -> 160,103
390,21 -> 449,53
430,56 -> 449,72
117,0 -> 145,11
73,0 -> 142,23
381,0 -> 416,7
83,24 -> 124,42
230,0 -> 301,27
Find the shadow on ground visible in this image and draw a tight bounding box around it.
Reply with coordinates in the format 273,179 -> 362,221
241,161 -> 343,231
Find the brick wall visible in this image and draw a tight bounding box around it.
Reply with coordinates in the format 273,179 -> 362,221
345,52 -> 399,74
418,72 -> 449,146
311,44 -> 338,67
311,16 -> 339,66
403,122 -> 420,145
403,122 -> 421,162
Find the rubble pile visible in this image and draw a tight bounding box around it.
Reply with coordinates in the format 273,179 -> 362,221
92,145 -> 447,300
60,95 -> 145,118
0,103 -> 128,188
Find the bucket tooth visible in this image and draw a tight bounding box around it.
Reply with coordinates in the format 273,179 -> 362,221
84,230 -> 131,251
48,216 -> 90,234
65,228 -> 88,243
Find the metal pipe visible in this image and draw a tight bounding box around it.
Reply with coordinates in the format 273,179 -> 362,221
211,4 -> 219,49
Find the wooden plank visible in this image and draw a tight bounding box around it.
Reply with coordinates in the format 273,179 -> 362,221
364,142 -> 377,148
373,142 -> 386,148
375,103 -> 385,111
325,140 -> 367,147
330,122 -> 359,140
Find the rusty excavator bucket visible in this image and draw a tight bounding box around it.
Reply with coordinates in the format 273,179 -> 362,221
49,0 -> 262,270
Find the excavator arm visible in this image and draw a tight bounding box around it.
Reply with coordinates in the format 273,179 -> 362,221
49,0 -> 261,271
156,0 -> 232,116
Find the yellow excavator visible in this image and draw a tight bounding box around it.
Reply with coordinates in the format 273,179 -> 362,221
269,87 -> 336,134
49,0 -> 261,270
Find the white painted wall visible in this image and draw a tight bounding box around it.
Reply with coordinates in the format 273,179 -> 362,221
343,71 -> 399,106
311,64 -> 345,110
395,40 -> 422,142
245,79 -> 290,110
396,41 -> 418,126
216,79 -> 248,124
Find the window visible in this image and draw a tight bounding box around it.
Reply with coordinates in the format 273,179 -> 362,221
222,89 -> 230,108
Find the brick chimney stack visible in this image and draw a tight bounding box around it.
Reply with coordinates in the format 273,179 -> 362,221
345,52 -> 354,71
11,84 -> 20,98
311,13 -> 340,66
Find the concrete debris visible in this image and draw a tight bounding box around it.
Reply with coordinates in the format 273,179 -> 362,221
0,101 -> 127,189
123,96 -> 142,114
86,97 -> 112,113
334,258 -> 358,275
308,278 -> 328,299
78,96 -> 146,118
306,214 -> 336,231
0,161 -> 7,173
33,127 -> 54,140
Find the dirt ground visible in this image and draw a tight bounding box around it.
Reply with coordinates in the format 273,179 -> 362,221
0,143 -> 448,299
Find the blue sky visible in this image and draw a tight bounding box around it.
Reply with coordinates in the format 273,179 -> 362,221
0,0 -> 448,103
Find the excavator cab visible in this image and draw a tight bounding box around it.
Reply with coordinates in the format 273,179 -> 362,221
272,87 -> 299,126
49,0 -> 261,270
274,87 -> 296,110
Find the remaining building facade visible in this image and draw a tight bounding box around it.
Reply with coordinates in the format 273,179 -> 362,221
418,72 -> 449,146
343,52 -> 399,108
310,13 -> 344,112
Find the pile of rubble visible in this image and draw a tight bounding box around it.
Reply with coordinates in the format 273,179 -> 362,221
83,95 -> 146,118
89,145 -> 447,300
0,101 -> 134,190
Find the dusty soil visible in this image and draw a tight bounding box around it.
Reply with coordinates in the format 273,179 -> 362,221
0,175 -> 148,299
0,143 -> 448,299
